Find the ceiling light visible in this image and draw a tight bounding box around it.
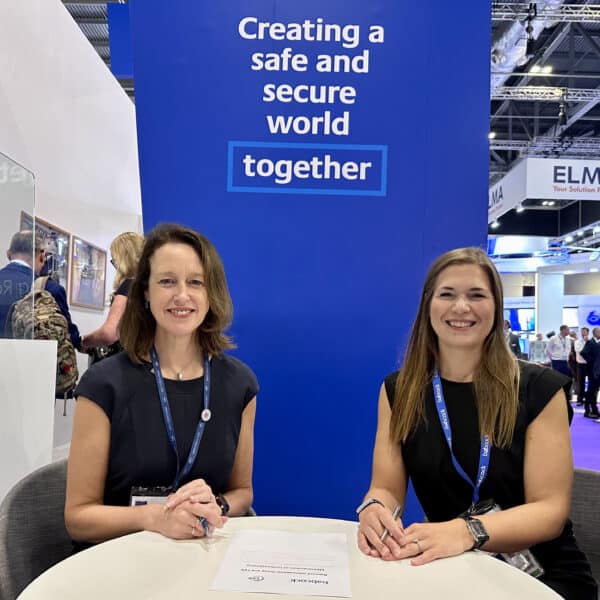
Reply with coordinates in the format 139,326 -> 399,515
491,220 -> 500,229
577,231 -> 585,237
488,131 -> 497,140
516,204 -> 525,213
565,235 -> 574,243
591,268 -> 599,273
542,201 -> 548,206
548,201 -> 555,206
529,64 -> 542,74
541,65 -> 553,74
558,98 -> 567,127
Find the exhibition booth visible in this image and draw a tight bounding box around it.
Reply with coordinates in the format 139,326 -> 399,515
0,2 -> 598,599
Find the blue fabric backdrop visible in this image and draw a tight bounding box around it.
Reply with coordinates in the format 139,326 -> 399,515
129,0 -> 491,522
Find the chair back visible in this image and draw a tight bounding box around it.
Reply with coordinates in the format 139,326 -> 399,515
571,467 -> 600,586
0,460 -> 72,600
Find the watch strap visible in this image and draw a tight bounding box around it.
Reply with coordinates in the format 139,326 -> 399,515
215,493 -> 230,516
461,516 -> 489,550
356,497 -> 384,515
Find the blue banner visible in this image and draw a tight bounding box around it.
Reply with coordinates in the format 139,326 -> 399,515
130,1 -> 490,522
107,4 -> 133,80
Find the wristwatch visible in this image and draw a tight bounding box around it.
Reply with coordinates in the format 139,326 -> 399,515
215,493 -> 230,516
461,516 -> 489,550
356,497 -> 384,515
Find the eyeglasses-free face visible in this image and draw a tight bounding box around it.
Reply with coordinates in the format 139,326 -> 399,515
429,264 -> 495,355
144,242 -> 210,343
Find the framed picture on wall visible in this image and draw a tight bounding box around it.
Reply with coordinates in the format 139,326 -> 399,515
20,211 -> 70,290
69,236 -> 107,310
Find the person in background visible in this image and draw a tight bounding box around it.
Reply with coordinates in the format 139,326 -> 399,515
357,247 -> 595,600
503,320 -> 520,356
81,232 -> 144,359
573,327 -> 589,407
35,238 -> 82,350
580,327 -> 600,420
546,325 -> 573,378
65,223 -> 258,547
528,333 -> 548,365
1,230 -> 81,349
0,231 -> 35,336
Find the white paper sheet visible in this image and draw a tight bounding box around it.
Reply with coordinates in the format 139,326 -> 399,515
210,529 -> 352,597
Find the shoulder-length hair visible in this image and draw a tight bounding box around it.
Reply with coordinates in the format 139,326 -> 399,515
389,247 -> 519,448
119,223 -> 235,361
110,232 -> 144,291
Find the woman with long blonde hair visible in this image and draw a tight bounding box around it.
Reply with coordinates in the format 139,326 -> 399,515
357,247 -> 595,600
82,231 -> 144,353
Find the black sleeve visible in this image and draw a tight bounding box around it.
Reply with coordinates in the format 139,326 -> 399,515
580,339 -> 593,363
236,359 -> 259,407
115,278 -> 132,297
521,362 -> 571,425
74,358 -> 117,420
384,371 -> 399,409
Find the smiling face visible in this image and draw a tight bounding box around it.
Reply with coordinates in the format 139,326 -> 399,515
145,242 -> 209,342
429,264 -> 495,355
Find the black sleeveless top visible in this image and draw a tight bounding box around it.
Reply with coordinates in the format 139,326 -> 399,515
384,361 -> 596,600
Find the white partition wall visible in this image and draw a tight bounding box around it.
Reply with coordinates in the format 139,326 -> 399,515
0,0 -> 143,379
535,272 -> 565,335
0,340 -> 57,501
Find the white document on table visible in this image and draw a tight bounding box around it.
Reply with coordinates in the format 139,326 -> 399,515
210,529 -> 352,597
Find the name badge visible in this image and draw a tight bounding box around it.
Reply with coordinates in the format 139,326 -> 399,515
129,485 -> 172,507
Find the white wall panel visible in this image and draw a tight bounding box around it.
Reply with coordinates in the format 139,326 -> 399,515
0,340 -> 56,501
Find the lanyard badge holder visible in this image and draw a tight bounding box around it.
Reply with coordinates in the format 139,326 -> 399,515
151,347 -> 212,491
130,349 -> 211,519
130,485 -> 173,507
433,373 -> 544,579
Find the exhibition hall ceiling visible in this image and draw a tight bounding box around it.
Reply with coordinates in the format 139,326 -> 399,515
62,0 -> 600,243
490,0 -> 600,243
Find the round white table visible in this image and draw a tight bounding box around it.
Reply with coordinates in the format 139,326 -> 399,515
18,516 -> 560,599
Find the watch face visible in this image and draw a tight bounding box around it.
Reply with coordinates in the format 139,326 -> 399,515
467,518 -> 489,548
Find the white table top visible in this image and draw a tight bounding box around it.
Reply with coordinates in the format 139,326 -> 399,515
18,516 -> 560,600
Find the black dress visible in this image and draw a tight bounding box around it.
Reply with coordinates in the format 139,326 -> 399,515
384,361 -> 597,600
75,351 -> 258,507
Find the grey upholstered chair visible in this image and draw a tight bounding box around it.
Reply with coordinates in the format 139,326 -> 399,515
571,467 -> 600,588
0,459 -> 72,600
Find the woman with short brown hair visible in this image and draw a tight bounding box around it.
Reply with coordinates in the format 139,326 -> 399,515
66,223 -> 257,546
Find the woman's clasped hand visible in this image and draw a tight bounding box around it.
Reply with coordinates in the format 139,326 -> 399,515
357,504 -> 472,565
152,479 -> 227,540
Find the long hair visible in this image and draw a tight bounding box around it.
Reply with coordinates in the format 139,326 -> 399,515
119,223 -> 235,361
389,247 -> 520,448
110,232 -> 144,291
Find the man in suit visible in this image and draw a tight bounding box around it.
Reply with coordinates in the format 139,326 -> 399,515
504,320 -> 521,357
1,230 -> 81,348
581,327 -> 600,419
0,231 -> 35,336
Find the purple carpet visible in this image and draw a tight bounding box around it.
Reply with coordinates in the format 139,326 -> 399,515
570,401 -> 600,471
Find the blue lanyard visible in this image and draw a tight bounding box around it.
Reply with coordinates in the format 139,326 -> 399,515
432,372 -> 491,506
150,347 -> 211,490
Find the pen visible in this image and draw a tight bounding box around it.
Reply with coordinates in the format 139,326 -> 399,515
199,516 -> 211,537
379,505 -> 402,543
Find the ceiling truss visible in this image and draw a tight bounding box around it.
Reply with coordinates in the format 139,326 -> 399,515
492,3 -> 600,23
